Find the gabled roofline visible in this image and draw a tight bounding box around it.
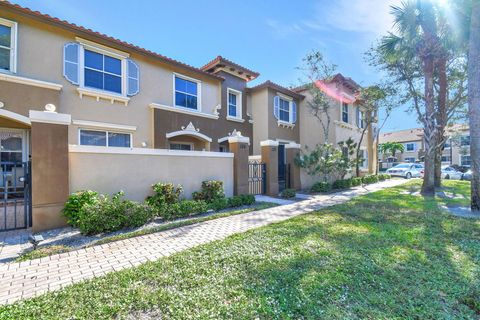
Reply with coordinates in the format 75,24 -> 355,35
201,56 -> 260,81
0,1 -> 224,82
293,73 -> 361,93
247,80 -> 304,100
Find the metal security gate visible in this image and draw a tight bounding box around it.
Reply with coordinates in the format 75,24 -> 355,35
0,161 -> 32,231
248,161 -> 266,195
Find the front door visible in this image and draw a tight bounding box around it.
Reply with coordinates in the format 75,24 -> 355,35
0,129 -> 31,231
278,143 -> 286,192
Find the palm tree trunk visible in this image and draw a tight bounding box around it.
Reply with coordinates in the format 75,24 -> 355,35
434,57 -> 448,188
469,0 -> 480,212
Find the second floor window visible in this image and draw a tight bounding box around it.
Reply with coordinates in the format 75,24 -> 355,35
279,98 -> 290,122
342,103 -> 349,123
84,50 -> 122,94
405,143 -> 416,151
228,92 -> 237,117
0,18 -> 17,72
461,155 -> 471,166
461,135 -> 470,146
175,76 -> 198,110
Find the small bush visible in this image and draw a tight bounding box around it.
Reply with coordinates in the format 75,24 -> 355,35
332,179 -> 353,190
362,175 -> 379,184
77,192 -> 155,235
380,174 -> 391,180
163,200 -> 209,220
192,180 -> 225,203
209,197 -> 229,211
239,194 -> 255,206
146,183 -> 183,212
311,182 -> 331,193
227,196 -> 244,208
280,188 -> 296,199
63,190 -> 99,227
351,177 -> 363,186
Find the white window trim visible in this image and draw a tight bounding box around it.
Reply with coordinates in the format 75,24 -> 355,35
72,119 -> 137,132
276,93 -> 295,126
0,72 -> 62,90
173,72 -> 202,112
75,38 -> 128,100
149,103 -> 218,119
460,154 -> 471,166
227,88 -> 243,120
0,17 -> 18,74
78,128 -> 133,148
168,141 -> 194,151
404,142 -> 416,152
341,102 -> 349,124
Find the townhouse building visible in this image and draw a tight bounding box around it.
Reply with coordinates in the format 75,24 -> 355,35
0,1 -> 376,232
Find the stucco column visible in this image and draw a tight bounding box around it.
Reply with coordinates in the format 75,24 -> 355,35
260,140 -> 279,196
29,109 -> 71,232
228,133 -> 250,195
285,142 -> 301,190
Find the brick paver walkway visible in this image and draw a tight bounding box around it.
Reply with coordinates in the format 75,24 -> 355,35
0,179 -> 407,304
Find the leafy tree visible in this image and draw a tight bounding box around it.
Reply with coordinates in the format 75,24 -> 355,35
379,142 -> 405,159
297,50 -> 337,142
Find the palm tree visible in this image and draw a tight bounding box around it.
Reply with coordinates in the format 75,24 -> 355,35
379,142 -> 405,159
380,0 -> 447,196
468,0 -> 480,212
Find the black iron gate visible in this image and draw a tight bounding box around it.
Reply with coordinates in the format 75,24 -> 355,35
0,161 -> 32,231
248,161 -> 266,195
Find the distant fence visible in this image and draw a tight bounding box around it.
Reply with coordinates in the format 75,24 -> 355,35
69,146 -> 234,201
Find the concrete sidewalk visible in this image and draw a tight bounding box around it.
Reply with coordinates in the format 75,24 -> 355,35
0,179 -> 407,305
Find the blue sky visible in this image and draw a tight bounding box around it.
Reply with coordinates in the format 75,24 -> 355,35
11,0 -> 417,132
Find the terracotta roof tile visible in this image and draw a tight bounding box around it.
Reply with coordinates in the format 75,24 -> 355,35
201,55 -> 260,80
0,0 -> 224,81
247,80 -> 304,100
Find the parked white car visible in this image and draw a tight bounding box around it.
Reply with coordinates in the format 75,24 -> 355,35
441,166 -> 463,180
386,163 -> 424,179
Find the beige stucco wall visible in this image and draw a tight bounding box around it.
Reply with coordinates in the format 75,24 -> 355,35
1,9 -> 221,149
251,89 -> 269,155
69,149 -> 234,202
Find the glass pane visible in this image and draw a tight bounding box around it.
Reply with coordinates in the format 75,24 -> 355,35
229,104 -> 236,117
84,69 -> 103,90
170,143 -> 191,151
104,55 -> 121,75
0,25 -> 11,47
1,136 -> 22,151
186,95 -> 197,109
84,50 -> 103,70
80,130 -> 106,146
229,93 -> 236,105
0,47 -> 10,70
175,92 -> 187,107
175,77 -> 187,93
280,110 -> 289,122
186,80 -> 197,95
108,132 -> 130,147
104,74 -> 122,93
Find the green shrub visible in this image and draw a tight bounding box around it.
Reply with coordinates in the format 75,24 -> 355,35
239,194 -> 255,206
209,197 -> 229,211
163,200 -> 209,220
280,188 -> 296,199
63,190 -> 99,227
146,183 -> 183,212
351,177 -> 363,187
362,175 -> 379,184
332,179 -> 352,190
77,192 -> 155,235
227,196 -> 244,208
192,180 -> 225,203
379,174 -> 391,180
311,182 -> 331,193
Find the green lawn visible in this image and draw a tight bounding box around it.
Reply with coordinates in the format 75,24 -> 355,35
1,181 -> 479,319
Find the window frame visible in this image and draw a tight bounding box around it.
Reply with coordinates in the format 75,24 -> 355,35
460,135 -> 470,147
460,154 -> 471,166
405,142 -> 416,152
227,88 -> 242,119
78,128 -> 132,148
441,155 -> 452,163
173,73 -> 202,112
77,38 -> 129,97
169,142 -> 193,151
0,17 -> 18,73
342,102 -> 349,123
276,93 -> 294,124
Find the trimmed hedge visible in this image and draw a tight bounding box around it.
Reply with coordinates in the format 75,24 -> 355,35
351,177 -> 363,187
332,179 -> 353,190
192,180 -> 225,202
362,175 -> 379,184
163,200 -> 209,220
311,182 -> 331,193
63,190 -> 99,228
280,188 -> 296,199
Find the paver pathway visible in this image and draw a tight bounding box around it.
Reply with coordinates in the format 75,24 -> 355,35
0,179 -> 407,305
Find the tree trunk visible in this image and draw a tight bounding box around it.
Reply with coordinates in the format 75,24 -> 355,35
469,0 -> 480,212
434,147 -> 443,187
434,57 -> 448,188
421,56 -> 437,196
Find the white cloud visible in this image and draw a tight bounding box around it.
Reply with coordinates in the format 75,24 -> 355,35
266,18 -> 305,38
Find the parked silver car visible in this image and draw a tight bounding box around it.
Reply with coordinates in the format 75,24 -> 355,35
461,170 -> 472,181
386,163 -> 424,179
441,166 -> 463,180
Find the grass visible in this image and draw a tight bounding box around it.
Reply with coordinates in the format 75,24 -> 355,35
1,181 -> 479,319
14,202 -> 278,262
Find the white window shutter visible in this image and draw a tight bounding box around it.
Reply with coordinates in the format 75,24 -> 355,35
63,42 -> 80,85
127,59 -> 140,96
274,96 -> 280,119
291,101 -> 297,123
